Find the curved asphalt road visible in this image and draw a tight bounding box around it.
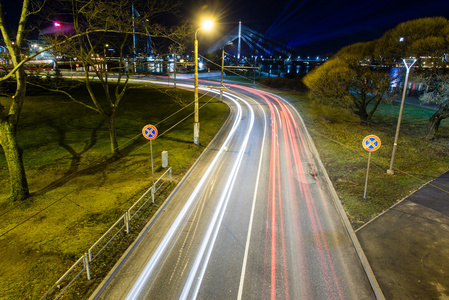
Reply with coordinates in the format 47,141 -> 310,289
91,79 -> 378,300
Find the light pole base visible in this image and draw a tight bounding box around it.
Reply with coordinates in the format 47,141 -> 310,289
194,122 -> 200,145
386,169 -> 394,175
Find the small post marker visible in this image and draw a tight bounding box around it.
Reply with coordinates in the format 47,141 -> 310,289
362,135 -> 381,199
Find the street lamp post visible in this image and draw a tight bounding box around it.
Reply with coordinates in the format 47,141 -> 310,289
220,46 -> 225,102
220,42 -> 232,102
194,30 -> 200,145
387,58 -> 416,175
193,19 -> 213,145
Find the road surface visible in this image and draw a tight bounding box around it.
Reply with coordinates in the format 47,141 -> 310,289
91,79 -> 378,300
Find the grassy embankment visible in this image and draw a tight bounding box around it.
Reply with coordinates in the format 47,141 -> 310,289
282,91 -> 449,228
0,84 -> 229,299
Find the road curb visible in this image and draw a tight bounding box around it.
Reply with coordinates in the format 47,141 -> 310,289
280,93 -> 386,300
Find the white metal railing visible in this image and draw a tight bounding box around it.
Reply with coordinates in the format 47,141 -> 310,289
88,213 -> 129,262
41,167 -> 172,299
129,167 -> 172,220
40,255 -> 88,300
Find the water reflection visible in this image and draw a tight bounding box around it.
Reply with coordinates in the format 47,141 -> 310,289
390,67 -> 402,89
259,61 -> 314,77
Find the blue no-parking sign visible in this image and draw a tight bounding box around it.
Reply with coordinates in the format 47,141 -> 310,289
142,124 -> 158,140
362,135 -> 381,152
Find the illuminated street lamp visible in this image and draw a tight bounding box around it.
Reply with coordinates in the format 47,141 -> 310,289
387,58 -> 416,175
194,19 -> 214,145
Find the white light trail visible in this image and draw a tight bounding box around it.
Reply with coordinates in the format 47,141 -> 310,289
125,85 -> 245,300
237,100 -> 268,299
182,92 -> 256,299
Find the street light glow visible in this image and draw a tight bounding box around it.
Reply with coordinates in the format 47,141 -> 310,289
201,19 -> 214,31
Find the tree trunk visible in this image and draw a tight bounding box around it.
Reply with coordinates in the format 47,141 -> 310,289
426,112 -> 443,140
0,65 -> 29,201
107,109 -> 119,156
426,104 -> 449,140
358,108 -> 369,124
0,122 -> 29,201
367,95 -> 383,123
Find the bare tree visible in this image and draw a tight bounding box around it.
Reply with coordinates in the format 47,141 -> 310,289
419,73 -> 449,140
38,0 -> 188,156
0,0 -> 45,201
0,0 -> 188,201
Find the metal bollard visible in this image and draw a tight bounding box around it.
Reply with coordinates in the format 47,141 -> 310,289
162,151 -> 168,168
84,253 -> 91,280
151,185 -> 155,203
125,212 -> 130,234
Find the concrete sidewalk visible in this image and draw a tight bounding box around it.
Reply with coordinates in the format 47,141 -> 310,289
395,95 -> 439,110
356,171 -> 449,299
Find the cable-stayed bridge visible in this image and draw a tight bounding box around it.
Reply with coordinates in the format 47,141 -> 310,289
206,21 -> 295,60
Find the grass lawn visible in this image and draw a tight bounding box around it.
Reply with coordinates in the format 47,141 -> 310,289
2,77 -> 448,299
0,84 -> 229,299
281,91 -> 449,228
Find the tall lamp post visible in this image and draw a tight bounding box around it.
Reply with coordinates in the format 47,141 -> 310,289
220,42 -> 233,102
194,19 -> 214,145
387,58 -> 416,175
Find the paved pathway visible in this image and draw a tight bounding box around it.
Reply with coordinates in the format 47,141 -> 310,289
357,171 -> 449,299
399,95 -> 439,110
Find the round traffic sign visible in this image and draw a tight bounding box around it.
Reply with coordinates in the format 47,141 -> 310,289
362,135 -> 381,152
142,124 -> 158,140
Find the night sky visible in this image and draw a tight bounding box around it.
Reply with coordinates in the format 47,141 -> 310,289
186,0 -> 449,56
2,0 -> 449,56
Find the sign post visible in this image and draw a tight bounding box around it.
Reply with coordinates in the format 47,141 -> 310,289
362,135 -> 381,199
142,124 -> 158,186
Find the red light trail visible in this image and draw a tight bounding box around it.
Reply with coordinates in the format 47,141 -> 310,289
95,78 -> 380,300
241,86 -> 344,299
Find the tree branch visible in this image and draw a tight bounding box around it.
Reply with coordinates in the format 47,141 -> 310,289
0,29 -> 180,82
27,81 -> 101,113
